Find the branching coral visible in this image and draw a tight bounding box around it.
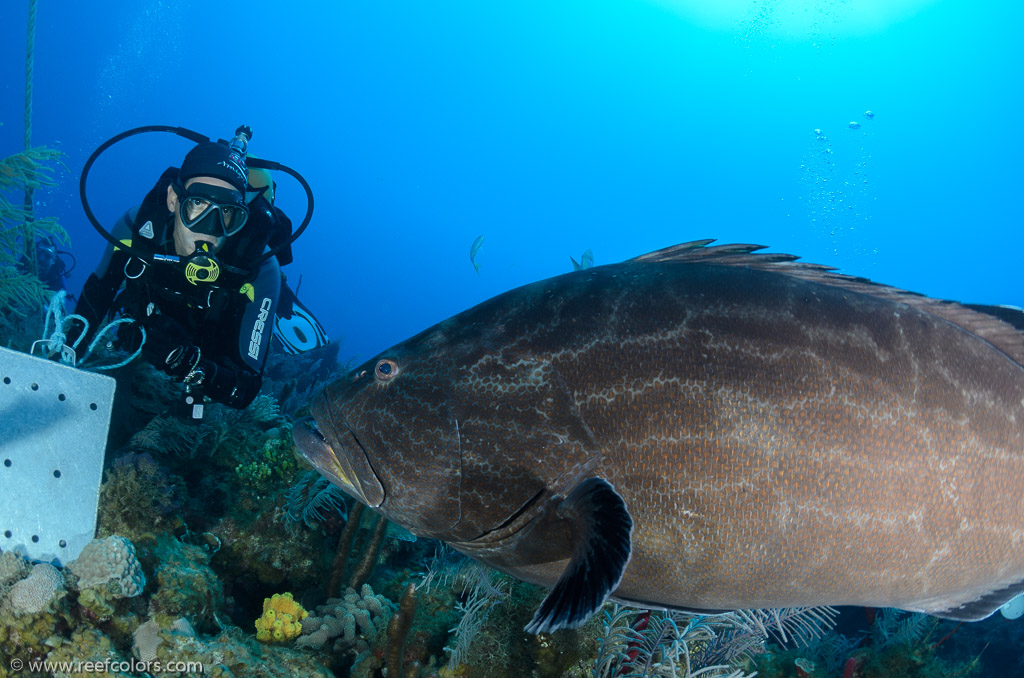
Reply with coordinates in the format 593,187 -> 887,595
0,146 -> 65,191
387,583 -> 418,678
327,505 -> 390,595
297,583 -> 395,653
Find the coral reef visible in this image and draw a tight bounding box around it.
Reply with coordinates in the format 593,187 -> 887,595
147,537 -> 224,632
753,609 -> 984,678
96,453 -> 185,541
0,558 -> 73,658
100,363 -> 182,451
254,592 -> 308,643
131,615 -> 333,678
209,504 -> 325,591
46,627 -> 133,677
327,504 -> 391,596
233,429 -> 300,495
132,616 -> 195,663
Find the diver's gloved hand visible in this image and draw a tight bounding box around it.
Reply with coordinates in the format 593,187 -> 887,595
141,314 -> 197,379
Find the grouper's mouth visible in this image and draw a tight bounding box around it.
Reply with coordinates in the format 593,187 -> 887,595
294,389 -> 388,507
292,417 -> 362,499
293,412 -> 387,508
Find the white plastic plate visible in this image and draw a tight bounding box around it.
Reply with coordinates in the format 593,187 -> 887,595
0,346 -> 115,565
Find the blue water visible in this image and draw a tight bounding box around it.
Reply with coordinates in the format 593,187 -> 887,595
4,2 -> 1024,675
2,0 -> 1021,362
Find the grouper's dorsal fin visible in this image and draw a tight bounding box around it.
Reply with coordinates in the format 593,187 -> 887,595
964,304 -> 1024,332
630,240 -> 1024,367
524,478 -> 633,634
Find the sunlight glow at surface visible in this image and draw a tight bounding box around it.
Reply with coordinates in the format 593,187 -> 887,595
649,0 -> 939,36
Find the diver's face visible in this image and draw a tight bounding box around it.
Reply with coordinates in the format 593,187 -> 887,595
166,177 -> 232,256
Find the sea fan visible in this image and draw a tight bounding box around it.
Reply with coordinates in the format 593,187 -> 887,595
443,562 -> 508,670
870,608 -> 929,649
283,470 -> 348,532
701,606 -> 839,666
592,605 -> 837,678
591,606 -> 756,678
805,631 -> 863,675
592,605 -> 638,678
242,394 -> 281,424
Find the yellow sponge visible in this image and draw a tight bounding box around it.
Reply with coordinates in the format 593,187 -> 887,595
255,592 -> 308,643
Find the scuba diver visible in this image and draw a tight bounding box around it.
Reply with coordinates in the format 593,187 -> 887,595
17,235 -> 73,292
72,128 -> 294,412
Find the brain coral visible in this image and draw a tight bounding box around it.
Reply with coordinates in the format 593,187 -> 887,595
7,563 -> 65,615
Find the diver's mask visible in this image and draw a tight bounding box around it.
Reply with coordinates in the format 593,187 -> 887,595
36,242 -> 57,274
174,182 -> 249,238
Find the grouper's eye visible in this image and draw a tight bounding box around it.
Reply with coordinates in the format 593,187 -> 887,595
375,358 -> 399,382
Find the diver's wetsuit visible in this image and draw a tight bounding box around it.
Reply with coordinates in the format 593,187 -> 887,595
75,194 -> 281,410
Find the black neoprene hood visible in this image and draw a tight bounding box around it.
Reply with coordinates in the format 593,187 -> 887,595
178,141 -> 248,194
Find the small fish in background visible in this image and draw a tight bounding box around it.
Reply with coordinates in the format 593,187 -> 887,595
571,248 -> 594,271
469,235 -> 485,276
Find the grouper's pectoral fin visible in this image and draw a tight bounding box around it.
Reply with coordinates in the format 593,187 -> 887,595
524,477 -> 633,634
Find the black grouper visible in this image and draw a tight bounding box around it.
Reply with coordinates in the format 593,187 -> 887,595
294,240 -> 1024,633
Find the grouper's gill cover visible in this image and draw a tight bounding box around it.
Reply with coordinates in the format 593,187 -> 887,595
296,239 -> 1024,634
306,352 -> 462,535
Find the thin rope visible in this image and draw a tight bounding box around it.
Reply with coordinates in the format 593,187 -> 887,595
25,0 -> 35,153
78,319 -> 145,371
23,0 -> 37,271
33,290 -> 145,370
38,290 -> 83,360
